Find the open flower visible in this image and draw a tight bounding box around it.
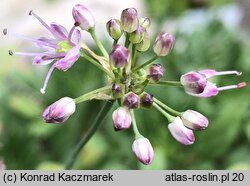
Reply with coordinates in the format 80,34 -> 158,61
43,97 -> 76,123
5,10 -> 81,94
181,70 -> 246,97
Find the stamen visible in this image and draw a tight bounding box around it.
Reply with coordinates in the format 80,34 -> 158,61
42,53 -> 66,60
215,70 -> 242,76
3,28 -> 8,35
29,10 -> 54,35
40,64 -> 56,94
218,82 -> 246,91
10,51 -> 45,57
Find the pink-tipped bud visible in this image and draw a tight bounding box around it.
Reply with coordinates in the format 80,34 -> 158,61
140,93 -> 154,108
153,32 -> 175,56
121,8 -> 139,33
132,137 -> 154,165
129,26 -> 145,44
148,64 -> 165,82
180,71 -> 207,94
123,92 -> 140,109
135,32 -> 151,52
72,4 -> 95,31
112,107 -> 132,131
168,117 -> 195,145
110,44 -> 130,68
139,17 -> 151,29
106,19 -> 123,40
43,97 -> 76,123
181,110 -> 209,130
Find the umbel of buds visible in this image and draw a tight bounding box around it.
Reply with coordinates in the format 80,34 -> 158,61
153,32 -> 175,56
112,107 -> 132,130
132,137 -> 154,165
106,19 -> 123,40
43,97 -> 76,123
121,8 -> 139,33
72,4 -> 95,31
110,45 -> 130,68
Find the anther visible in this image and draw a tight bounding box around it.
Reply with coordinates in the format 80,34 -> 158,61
3,28 -> 8,35
237,71 -> 242,76
237,82 -> 247,88
74,22 -> 80,27
29,10 -> 33,16
9,50 -> 13,56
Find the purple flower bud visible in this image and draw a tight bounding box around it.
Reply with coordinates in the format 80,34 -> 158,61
112,107 -> 132,131
123,92 -> 140,109
43,97 -> 76,123
129,26 -> 145,44
153,32 -> 175,56
121,8 -> 139,33
148,64 -> 165,82
132,137 -> 154,165
106,19 -> 123,40
180,71 -> 207,94
110,44 -> 130,68
112,83 -> 124,98
168,117 -> 195,145
135,32 -> 151,52
72,4 -> 95,31
140,93 -> 154,108
139,17 -> 151,29
181,110 -> 209,130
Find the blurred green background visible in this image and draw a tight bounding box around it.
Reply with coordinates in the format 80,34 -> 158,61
0,0 -> 250,170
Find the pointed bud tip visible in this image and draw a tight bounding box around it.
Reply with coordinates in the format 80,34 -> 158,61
3,28 -> 7,35
8,50 -> 13,56
238,82 -> 247,88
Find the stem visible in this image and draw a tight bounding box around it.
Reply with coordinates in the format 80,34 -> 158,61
125,33 -> 130,48
152,102 -> 175,122
134,51 -> 141,67
113,39 -> 118,46
149,80 -> 182,87
133,55 -> 158,72
153,97 -> 182,116
130,110 -> 142,139
89,28 -> 109,59
131,44 -> 136,68
80,51 -> 115,80
75,86 -> 112,103
65,101 -> 114,170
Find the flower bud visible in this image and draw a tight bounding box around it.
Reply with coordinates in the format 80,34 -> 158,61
110,45 -> 130,68
106,19 -> 123,40
123,92 -> 140,109
168,117 -> 195,145
43,97 -> 76,123
181,110 -> 209,130
112,107 -> 132,131
129,26 -> 145,44
72,4 -> 95,31
153,32 -> 175,56
135,32 -> 150,52
180,71 -> 207,94
132,137 -> 154,165
121,8 -> 139,33
140,93 -> 154,108
148,64 -> 165,82
139,17 -> 151,29
112,83 -> 123,98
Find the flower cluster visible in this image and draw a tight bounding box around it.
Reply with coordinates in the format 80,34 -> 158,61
5,4 -> 246,166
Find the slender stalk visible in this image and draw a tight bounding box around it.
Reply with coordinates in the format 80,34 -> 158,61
89,28 -> 109,59
149,80 -> 182,87
153,97 -> 182,116
152,102 -> 175,122
65,101 -> 114,170
75,86 -> 111,103
80,52 -> 115,80
125,33 -> 130,48
113,39 -> 118,46
133,55 -> 158,72
134,51 -> 141,67
131,44 -> 136,68
130,110 -> 142,139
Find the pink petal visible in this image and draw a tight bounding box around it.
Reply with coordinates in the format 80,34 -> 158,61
50,23 -> 68,40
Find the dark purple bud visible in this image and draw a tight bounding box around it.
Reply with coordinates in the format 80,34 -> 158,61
43,97 -> 76,123
123,92 -> 140,109
106,19 -> 123,40
153,32 -> 175,56
121,8 -> 139,33
140,93 -> 154,108
148,64 -> 165,82
110,44 -> 130,68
